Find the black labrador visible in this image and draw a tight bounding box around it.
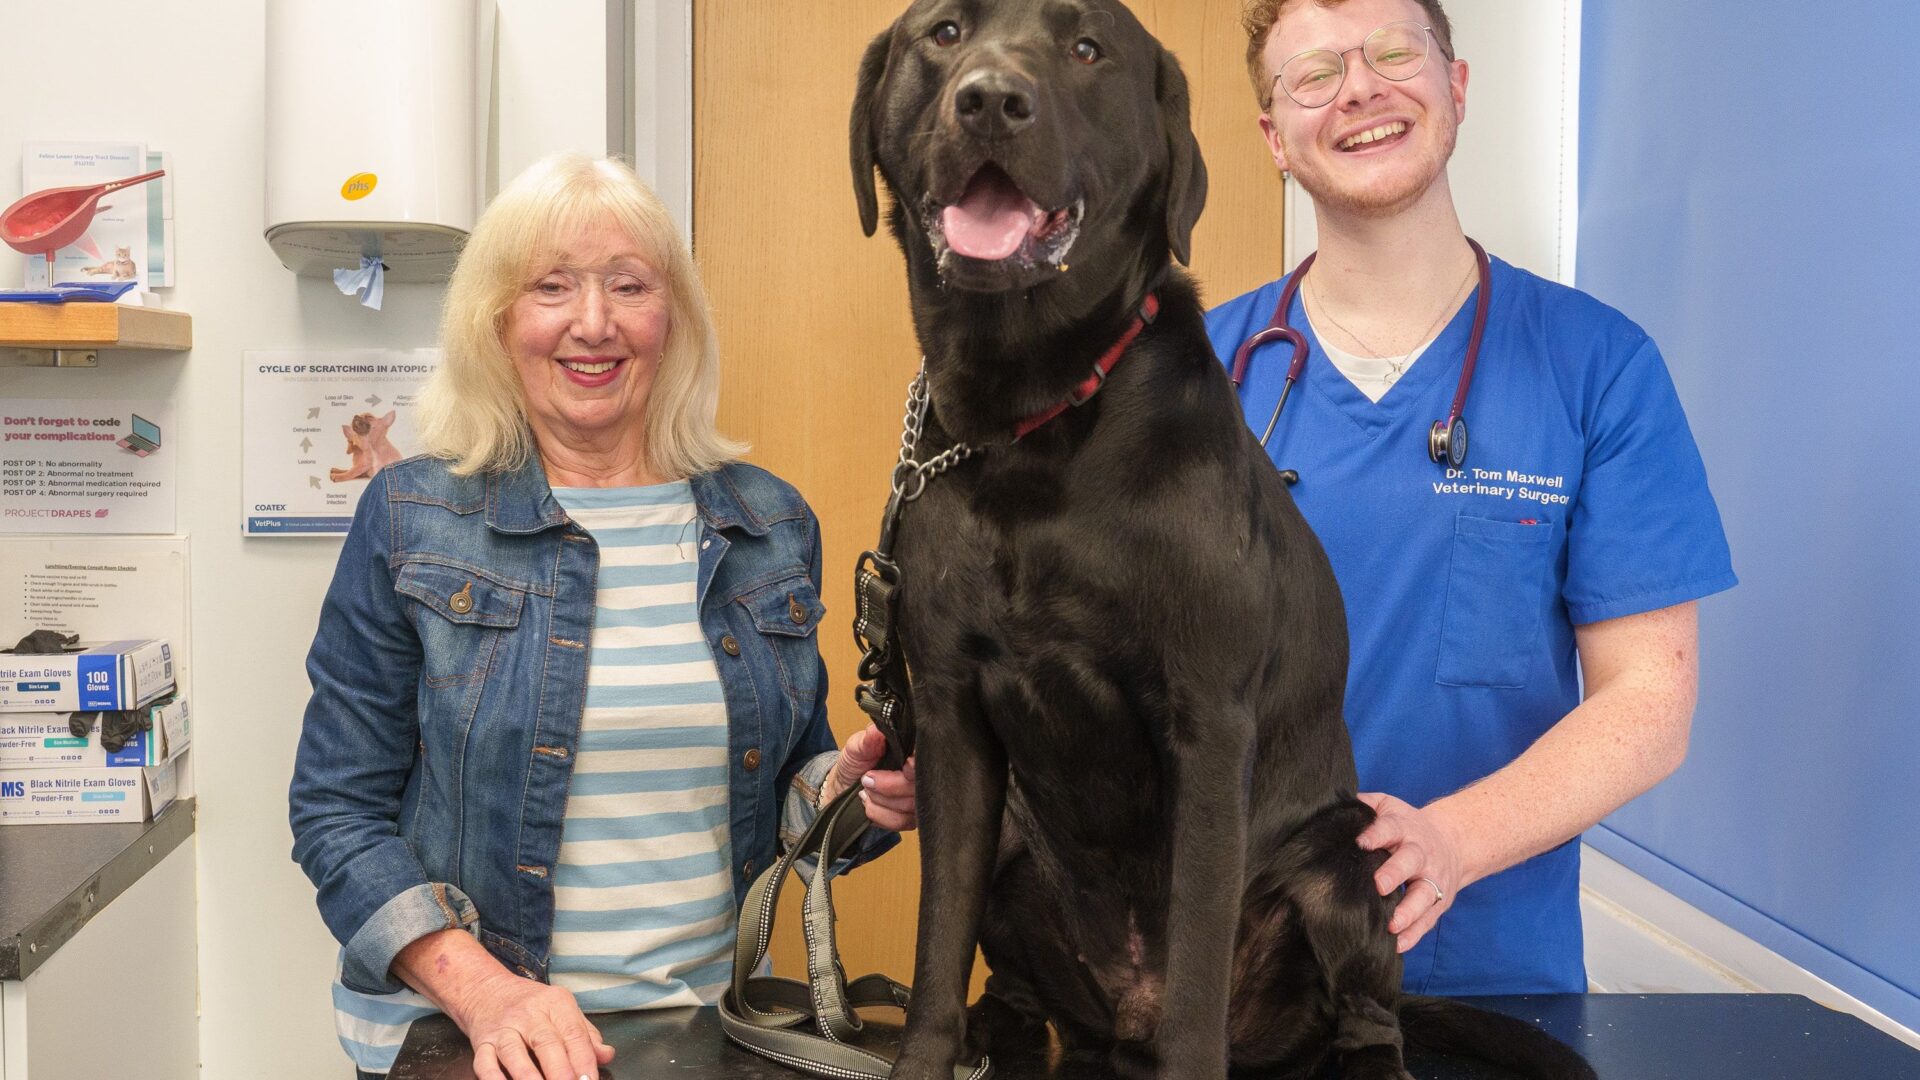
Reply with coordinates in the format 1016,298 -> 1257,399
849,3 -> 1595,1079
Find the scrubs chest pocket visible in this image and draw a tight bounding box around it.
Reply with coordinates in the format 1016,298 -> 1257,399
1436,514 -> 1551,689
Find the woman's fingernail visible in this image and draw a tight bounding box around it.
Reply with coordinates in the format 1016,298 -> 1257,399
861,774 -> 876,789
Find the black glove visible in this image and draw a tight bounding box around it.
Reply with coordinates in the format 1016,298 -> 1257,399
10,629 -> 79,654
64,709 -> 154,752
100,709 -> 151,753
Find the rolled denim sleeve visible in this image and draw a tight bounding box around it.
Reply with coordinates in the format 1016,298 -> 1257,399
781,749 -> 900,875
288,474 -> 472,993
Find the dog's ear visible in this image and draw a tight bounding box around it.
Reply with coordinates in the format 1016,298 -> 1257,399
850,28 -> 893,238
1156,46 -> 1209,266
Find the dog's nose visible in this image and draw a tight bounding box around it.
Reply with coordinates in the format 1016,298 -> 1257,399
954,68 -> 1037,139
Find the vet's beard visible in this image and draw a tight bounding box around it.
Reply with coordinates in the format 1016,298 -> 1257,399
1282,121 -> 1459,222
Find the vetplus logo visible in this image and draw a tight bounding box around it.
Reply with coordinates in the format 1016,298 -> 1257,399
0,781 -> 24,798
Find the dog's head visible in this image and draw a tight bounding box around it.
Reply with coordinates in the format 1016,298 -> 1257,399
851,0 -> 1207,296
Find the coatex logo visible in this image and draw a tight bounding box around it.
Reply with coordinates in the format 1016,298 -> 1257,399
0,781 -> 25,799
341,172 -> 379,201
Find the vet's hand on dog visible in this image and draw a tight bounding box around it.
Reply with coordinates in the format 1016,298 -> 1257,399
1357,791 -> 1469,953
819,723 -> 918,832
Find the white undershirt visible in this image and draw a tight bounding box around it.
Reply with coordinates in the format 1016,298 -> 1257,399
1305,309 -> 1437,403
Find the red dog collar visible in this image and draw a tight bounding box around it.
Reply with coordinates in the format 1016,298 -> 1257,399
1011,291 -> 1161,441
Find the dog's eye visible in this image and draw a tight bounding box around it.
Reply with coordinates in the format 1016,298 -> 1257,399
1071,38 -> 1102,64
931,21 -> 961,47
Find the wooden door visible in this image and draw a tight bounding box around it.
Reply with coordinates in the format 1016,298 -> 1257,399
694,0 -> 1285,989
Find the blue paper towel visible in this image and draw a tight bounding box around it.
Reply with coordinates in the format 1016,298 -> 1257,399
333,256 -> 385,310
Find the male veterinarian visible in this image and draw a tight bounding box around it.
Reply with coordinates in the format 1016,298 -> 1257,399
1207,0 -> 1736,995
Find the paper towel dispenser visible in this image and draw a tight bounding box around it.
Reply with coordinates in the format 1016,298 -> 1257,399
264,0 -> 478,283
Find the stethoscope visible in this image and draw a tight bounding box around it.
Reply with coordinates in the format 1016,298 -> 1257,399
1231,238 -> 1492,480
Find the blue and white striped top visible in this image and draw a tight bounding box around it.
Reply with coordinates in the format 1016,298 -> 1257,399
331,480 -> 735,1073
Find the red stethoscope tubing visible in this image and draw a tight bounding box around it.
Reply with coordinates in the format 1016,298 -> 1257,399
1232,239 -> 1492,463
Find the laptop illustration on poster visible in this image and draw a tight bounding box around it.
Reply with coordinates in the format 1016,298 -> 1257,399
118,414 -> 162,457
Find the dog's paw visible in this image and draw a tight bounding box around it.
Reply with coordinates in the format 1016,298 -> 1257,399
965,992 -> 1049,1057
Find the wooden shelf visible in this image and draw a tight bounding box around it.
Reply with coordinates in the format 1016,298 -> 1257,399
0,303 -> 192,353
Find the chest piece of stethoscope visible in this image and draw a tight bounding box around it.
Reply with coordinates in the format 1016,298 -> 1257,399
1429,416 -> 1468,469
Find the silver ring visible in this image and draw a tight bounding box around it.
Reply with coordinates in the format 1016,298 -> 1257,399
1417,876 -> 1444,904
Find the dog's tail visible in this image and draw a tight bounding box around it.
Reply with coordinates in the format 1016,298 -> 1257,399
1398,995 -> 1597,1080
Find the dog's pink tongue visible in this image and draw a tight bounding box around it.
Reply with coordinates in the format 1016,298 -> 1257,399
942,169 -> 1043,261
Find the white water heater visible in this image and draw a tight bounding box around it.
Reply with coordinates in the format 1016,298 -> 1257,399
264,0 -> 477,282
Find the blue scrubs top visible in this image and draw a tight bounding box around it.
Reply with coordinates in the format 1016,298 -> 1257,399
1206,256 -> 1736,995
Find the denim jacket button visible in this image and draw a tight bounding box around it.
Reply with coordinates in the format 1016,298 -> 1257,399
742,859 -> 755,879
720,634 -> 741,657
742,748 -> 762,772
449,581 -> 474,614
788,593 -> 807,624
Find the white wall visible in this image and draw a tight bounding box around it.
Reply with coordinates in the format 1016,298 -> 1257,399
1,2 -> 441,1072
495,1 -> 609,190
0,2 -> 687,1077
490,1 -> 690,235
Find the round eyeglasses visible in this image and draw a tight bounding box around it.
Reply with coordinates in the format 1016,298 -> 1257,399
1271,21 -> 1446,110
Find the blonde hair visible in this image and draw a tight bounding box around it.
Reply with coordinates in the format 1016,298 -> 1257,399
416,152 -> 745,479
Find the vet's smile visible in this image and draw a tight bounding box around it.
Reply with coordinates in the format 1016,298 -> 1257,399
1335,117 -> 1412,152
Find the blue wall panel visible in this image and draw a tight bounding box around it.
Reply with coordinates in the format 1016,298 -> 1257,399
1578,2 -> 1920,1031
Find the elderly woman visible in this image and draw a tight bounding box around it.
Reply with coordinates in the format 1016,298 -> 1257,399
290,153 -> 914,1080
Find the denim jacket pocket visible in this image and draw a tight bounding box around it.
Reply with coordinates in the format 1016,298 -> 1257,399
395,559 -> 526,687
737,572 -> 824,639
395,560 -> 528,627
734,572 -> 826,737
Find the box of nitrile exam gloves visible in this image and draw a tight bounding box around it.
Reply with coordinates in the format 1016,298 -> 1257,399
0,697 -> 191,769
0,752 -> 183,824
0,640 -> 175,712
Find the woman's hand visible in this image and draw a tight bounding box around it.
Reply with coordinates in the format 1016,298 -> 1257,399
1355,792 -> 1470,954
447,968 -> 606,1076
819,722 -> 918,831
394,929 -> 613,1080
452,969 -> 614,1080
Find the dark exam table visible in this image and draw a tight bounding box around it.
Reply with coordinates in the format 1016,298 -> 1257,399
389,992 -> 1920,1079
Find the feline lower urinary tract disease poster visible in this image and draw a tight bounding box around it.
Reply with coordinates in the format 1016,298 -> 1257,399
20,141 -> 151,290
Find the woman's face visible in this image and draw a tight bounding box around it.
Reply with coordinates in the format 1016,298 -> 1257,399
506,216 -> 671,454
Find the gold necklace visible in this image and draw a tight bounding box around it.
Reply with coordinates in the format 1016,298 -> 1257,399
1308,259 -> 1477,380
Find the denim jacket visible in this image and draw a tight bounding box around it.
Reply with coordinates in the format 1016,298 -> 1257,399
289,454 -> 894,994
